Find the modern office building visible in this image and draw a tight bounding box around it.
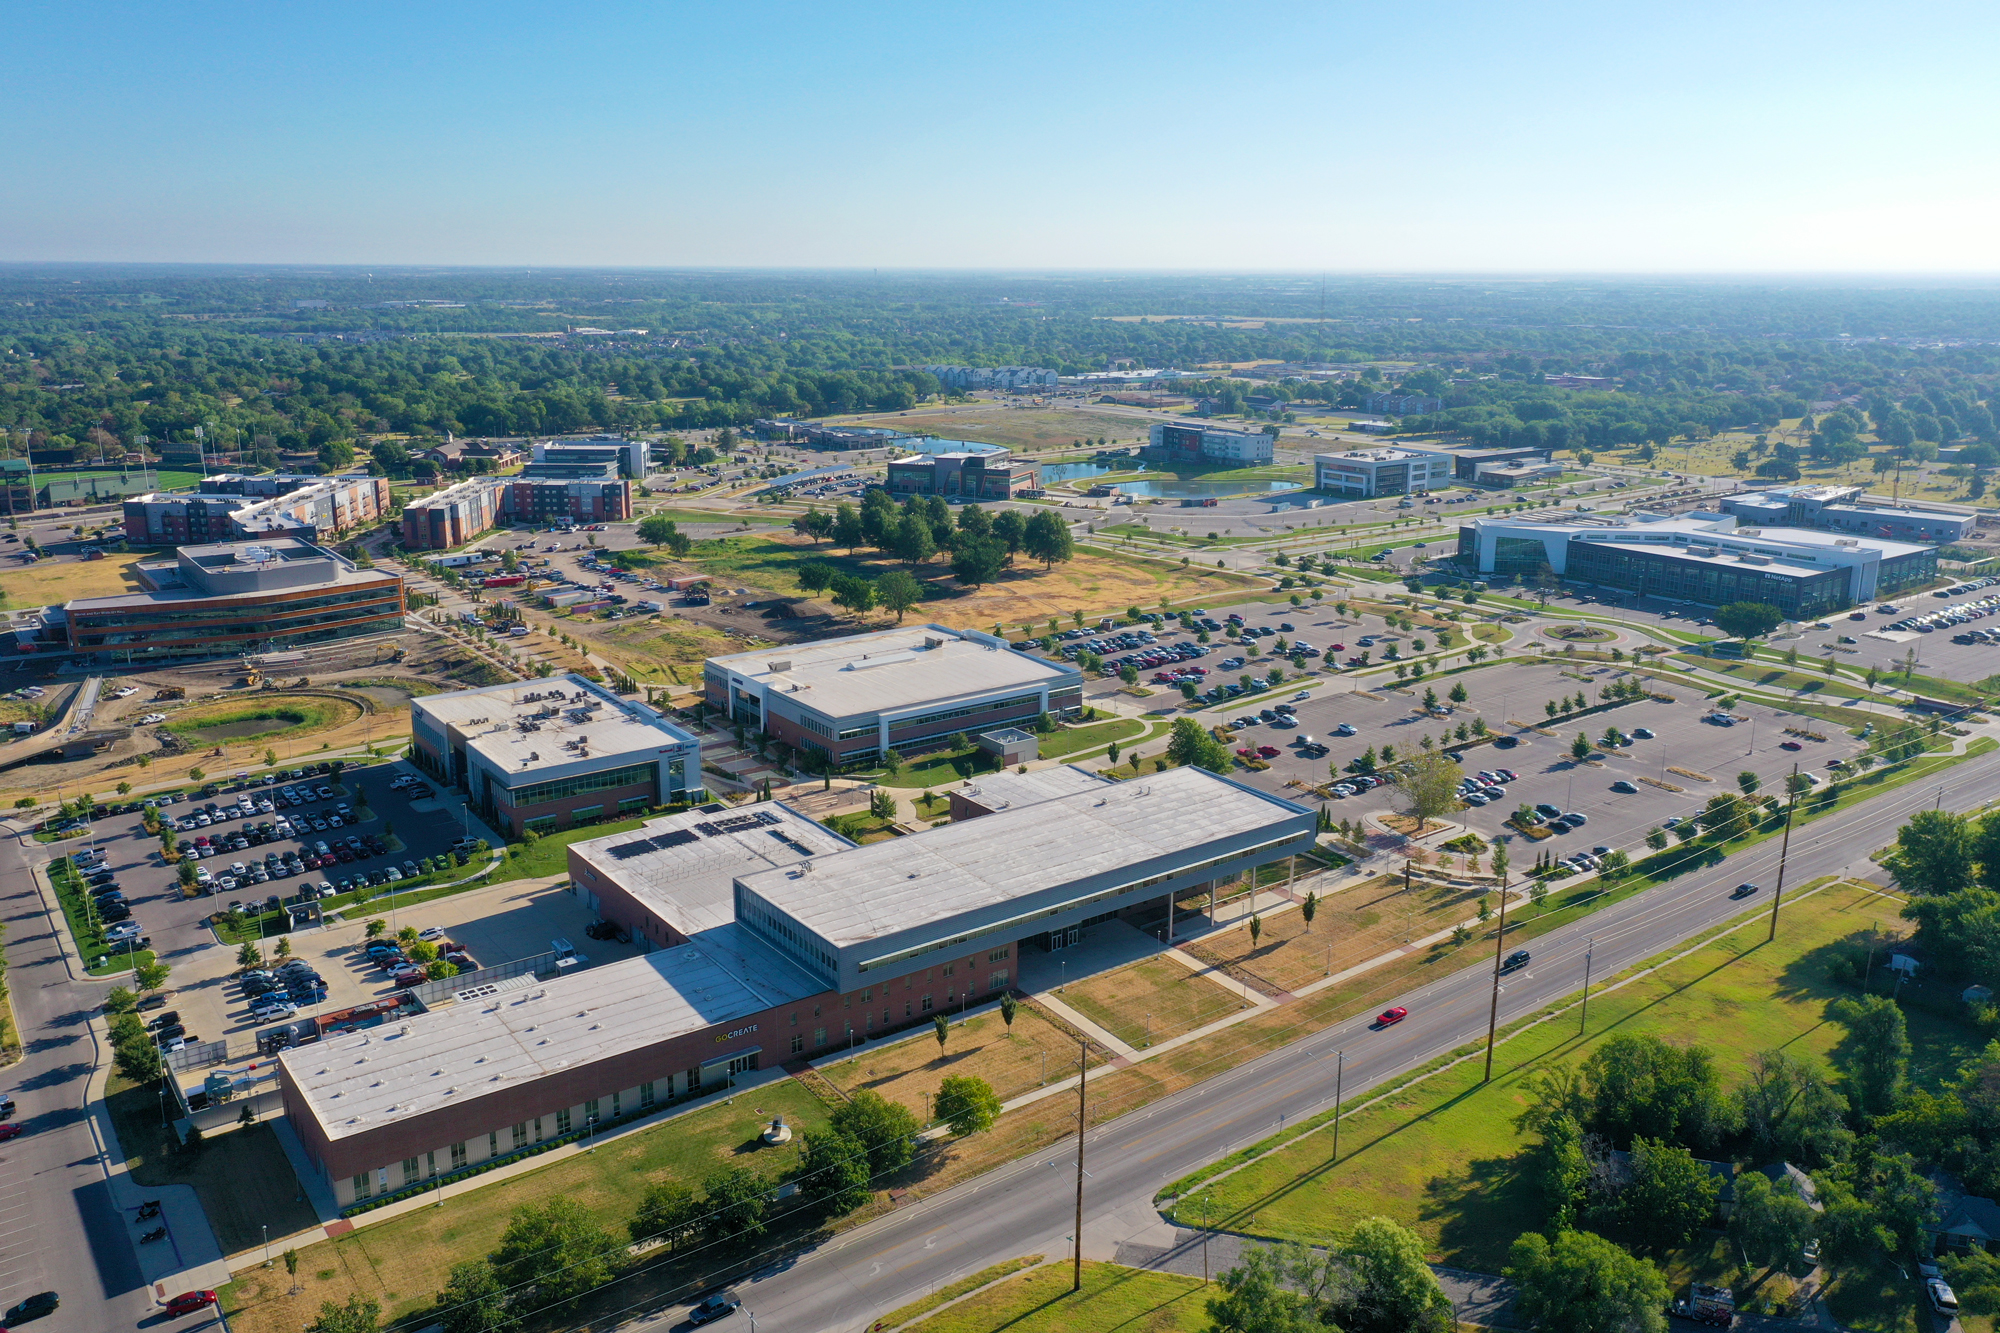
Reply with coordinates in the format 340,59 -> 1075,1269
408,674 -> 703,835
1363,392 -> 1443,415
704,625 -> 1083,767
63,539 -> 406,663
533,436 -> 649,479
1314,447 -> 1456,497
1718,485 -> 1977,544
122,473 -> 393,546
1456,513 -> 1937,616
1144,422 -> 1276,466
280,764 -> 1314,1208
1433,445 -> 1555,482
885,448 -> 1041,500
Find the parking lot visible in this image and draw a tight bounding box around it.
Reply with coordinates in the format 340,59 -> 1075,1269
1203,657 -> 1867,863
49,758 -> 488,1046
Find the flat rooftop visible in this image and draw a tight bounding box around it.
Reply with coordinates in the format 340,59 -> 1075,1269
282,930 -> 824,1144
69,541 -> 390,611
739,766 -> 1310,949
708,625 -> 1075,720
1316,447 -> 1442,463
954,765 -> 1109,813
569,802 -> 853,937
416,675 -> 696,775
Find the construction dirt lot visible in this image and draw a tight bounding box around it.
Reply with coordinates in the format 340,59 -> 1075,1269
0,627 -> 519,807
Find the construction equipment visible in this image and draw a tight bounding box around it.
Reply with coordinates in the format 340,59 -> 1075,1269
152,687 -> 185,701
237,666 -> 262,688
292,677 -> 310,688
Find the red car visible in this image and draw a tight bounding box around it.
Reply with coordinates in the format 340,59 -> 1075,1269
1256,745 -> 1281,759
0,1122 -> 25,1141
164,1290 -> 218,1317
1374,1006 -> 1408,1027
1330,643 -> 1345,652
1780,740 -> 1803,751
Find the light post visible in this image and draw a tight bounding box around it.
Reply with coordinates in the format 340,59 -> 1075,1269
1579,936 -> 1595,1034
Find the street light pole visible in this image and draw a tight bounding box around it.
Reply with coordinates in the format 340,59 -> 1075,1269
1331,1049 -> 1344,1164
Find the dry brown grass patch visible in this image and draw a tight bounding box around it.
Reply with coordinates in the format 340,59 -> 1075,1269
1059,956 -> 1250,1048
819,1005 -> 1107,1114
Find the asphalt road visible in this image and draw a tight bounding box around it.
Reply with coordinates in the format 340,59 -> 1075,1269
631,733 -> 1996,1333
0,826 -> 178,1331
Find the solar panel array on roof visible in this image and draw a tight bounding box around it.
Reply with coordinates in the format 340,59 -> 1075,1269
696,811 -> 781,837
607,827 -> 702,860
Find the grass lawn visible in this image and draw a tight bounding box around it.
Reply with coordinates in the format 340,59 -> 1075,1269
1032,717 -> 1145,759
681,532 -> 1253,635
48,858 -> 157,975
1182,872 -> 1485,996
882,1260 -> 1208,1333
222,1079 -> 832,1333
1671,655 -> 1875,703
0,549 -> 149,602
105,1072 -> 319,1255
820,1004 -> 1110,1116
1060,956 -> 1250,1048
163,695 -> 358,739
1167,880 -> 1973,1278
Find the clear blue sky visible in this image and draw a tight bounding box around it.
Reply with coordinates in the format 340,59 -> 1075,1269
5,0 -> 1995,271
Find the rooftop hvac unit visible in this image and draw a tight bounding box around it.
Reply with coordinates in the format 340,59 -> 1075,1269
766,659 -> 791,673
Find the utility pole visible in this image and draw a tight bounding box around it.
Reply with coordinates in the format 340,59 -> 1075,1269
1072,1035 -> 1087,1293
1768,762 -> 1799,943
1579,937 -> 1595,1035
1331,1049 -> 1344,1164
1483,866 -> 1511,1082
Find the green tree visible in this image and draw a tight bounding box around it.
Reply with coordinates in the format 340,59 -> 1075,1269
1570,732 -> 1592,761
1165,717 -> 1231,774
1389,749 -> 1464,833
830,1088 -> 920,1176
933,1012 -> 949,1053
1734,1049 -> 1851,1167
1737,771 -> 1761,796
1711,600 -> 1785,641
435,1259 -> 519,1333
635,514 -> 692,556
1729,1171 -> 1819,1274
1023,510 -> 1074,569
893,511 -> 936,566
491,1199 -> 619,1307
629,1179 -> 700,1250
1337,1215 -> 1455,1333
1206,1244 -> 1320,1333
1581,1033 -> 1729,1151
949,538 -> 1006,588
874,569 -> 922,622
1537,1111 -> 1590,1229
307,1295 -> 383,1333
1506,1229 -> 1670,1333
134,960 -> 171,993
1886,808 -> 1975,896
699,1165 -> 771,1246
1698,793 -> 1750,841
999,992 -> 1018,1033
1620,1136 -> 1722,1250
1828,994 -> 1910,1117
796,1127 -> 872,1219
935,1075 -> 1003,1136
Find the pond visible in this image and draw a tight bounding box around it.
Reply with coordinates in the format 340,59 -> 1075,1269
1112,479 -> 1307,499
182,716 -> 304,742
1040,462 -> 1115,484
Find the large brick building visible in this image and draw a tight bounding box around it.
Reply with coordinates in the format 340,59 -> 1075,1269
704,625 -> 1082,768
407,674 -> 703,836
278,765 -> 1314,1208
399,474 -> 631,550
122,473 -> 392,547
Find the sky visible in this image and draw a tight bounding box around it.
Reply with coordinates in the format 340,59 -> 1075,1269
4,0 -> 1997,272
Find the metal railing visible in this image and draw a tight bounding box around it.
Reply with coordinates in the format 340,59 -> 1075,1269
407,947 -> 567,1007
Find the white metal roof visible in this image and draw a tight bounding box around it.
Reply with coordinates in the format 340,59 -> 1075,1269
709,624 -> 1075,720
282,925 -> 823,1144
740,766 -> 1309,948
568,801 -> 852,936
